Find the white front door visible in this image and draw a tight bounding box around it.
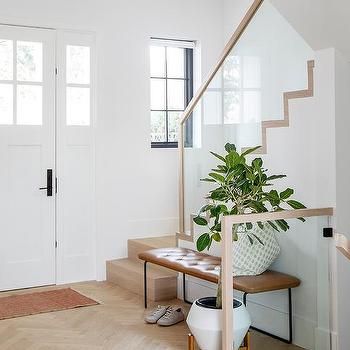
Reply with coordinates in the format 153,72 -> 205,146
0,25 -> 56,290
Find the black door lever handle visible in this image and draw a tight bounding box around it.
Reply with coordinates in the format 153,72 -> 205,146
39,169 -> 53,196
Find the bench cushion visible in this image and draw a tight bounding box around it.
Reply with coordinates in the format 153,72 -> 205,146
138,247 -> 301,294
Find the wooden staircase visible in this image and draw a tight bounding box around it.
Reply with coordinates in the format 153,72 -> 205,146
106,236 -> 178,302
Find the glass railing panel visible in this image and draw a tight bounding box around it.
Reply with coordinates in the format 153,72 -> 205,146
181,0 -> 315,236
234,215 -> 331,350
218,211 -> 333,350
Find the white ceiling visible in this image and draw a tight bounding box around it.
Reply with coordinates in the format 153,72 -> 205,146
271,0 -> 350,59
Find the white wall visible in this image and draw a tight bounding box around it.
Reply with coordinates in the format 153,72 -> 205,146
0,0 -> 225,280
334,49 -> 350,350
223,0 -> 253,41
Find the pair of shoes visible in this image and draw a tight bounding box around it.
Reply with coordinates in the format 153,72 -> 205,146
144,305 -> 185,326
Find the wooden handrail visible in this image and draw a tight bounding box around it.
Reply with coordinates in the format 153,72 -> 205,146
224,207 -> 334,226
178,0 -> 264,238
336,233 -> 350,261
221,207 -> 334,350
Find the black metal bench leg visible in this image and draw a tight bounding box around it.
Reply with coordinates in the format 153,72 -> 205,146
243,292 -> 248,306
144,261 -> 148,309
183,273 -> 192,304
288,288 -> 292,344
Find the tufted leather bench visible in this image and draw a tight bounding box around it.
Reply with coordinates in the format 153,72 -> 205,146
138,247 -> 300,344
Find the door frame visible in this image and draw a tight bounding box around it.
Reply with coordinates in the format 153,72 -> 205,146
0,21 -> 97,288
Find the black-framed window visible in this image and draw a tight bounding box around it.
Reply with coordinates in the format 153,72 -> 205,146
150,38 -> 194,148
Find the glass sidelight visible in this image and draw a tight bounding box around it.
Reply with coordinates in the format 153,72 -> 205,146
0,39 -> 44,125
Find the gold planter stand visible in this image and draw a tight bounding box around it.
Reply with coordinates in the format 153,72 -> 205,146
188,332 -> 250,350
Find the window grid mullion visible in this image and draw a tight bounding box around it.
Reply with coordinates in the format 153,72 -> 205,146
165,46 -> 169,143
13,40 -> 17,125
150,76 -> 187,81
151,109 -> 184,112
66,83 -> 91,88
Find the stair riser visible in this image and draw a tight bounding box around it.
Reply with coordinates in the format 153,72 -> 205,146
127,240 -> 153,262
127,236 -> 176,262
106,261 -> 177,301
127,239 -> 178,277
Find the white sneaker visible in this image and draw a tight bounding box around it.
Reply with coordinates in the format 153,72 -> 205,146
144,305 -> 169,324
157,306 -> 185,326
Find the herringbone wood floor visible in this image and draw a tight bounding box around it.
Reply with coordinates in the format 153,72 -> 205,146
0,282 -> 303,350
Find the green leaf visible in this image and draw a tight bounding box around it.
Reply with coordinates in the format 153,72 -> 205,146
193,216 -> 208,226
212,222 -> 221,232
268,220 -> 280,232
269,189 -> 279,199
266,174 -> 286,181
210,151 -> 226,163
247,235 -> 254,245
297,217 -> 306,222
199,204 -> 213,214
236,178 -> 248,187
209,172 -> 225,183
225,151 -> 239,168
246,222 -> 253,230
252,233 -> 264,245
226,171 -> 236,182
217,204 -> 228,214
212,232 -> 222,242
210,188 -> 227,201
268,190 -> 280,206
241,145 -> 261,157
200,178 -> 215,182
287,200 -> 306,210
252,158 -> 263,169
280,188 -> 294,200
209,205 -> 221,218
196,233 -> 211,251
257,221 -> 264,230
232,225 -> 239,241
249,201 -> 268,213
225,143 -> 236,153
211,167 -> 226,174
276,219 -> 289,232
230,206 -> 238,215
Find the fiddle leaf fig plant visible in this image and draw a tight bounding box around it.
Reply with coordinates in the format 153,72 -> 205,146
193,143 -> 306,252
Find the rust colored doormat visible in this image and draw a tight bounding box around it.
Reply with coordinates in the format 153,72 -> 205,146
0,288 -> 99,320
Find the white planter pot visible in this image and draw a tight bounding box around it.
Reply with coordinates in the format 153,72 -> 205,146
186,297 -> 251,350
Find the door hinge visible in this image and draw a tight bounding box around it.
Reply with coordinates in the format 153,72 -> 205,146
55,241 -> 58,248
55,67 -> 58,75
55,177 -> 58,193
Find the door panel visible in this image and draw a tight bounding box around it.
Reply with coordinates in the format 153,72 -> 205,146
56,32 -> 96,283
0,25 -> 56,290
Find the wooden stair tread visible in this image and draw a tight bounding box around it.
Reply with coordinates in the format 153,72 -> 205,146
129,235 -> 176,247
